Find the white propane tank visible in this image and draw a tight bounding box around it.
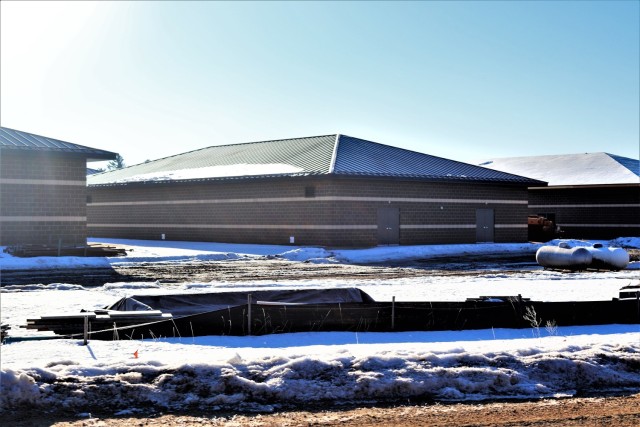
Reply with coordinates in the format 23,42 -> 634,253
536,242 -> 593,270
585,243 -> 629,271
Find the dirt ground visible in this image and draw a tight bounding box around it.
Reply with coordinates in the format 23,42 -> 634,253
5,393 -> 640,426
0,253 -> 537,286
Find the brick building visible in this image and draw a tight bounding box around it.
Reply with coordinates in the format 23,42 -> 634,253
87,134 -> 543,247
480,153 -> 640,239
0,127 -> 117,246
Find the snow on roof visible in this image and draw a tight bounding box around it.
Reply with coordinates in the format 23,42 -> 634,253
479,152 -> 640,186
110,163 -> 306,183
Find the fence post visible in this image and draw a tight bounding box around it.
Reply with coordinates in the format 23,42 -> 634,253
83,315 -> 88,345
391,296 -> 395,330
57,238 -> 62,257
247,294 -> 252,336
517,294 -> 524,327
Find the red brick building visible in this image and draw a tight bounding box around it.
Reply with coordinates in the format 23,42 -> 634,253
0,127 -> 117,246
87,134 -> 543,247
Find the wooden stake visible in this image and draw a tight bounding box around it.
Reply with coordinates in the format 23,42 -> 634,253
247,294 -> 252,336
391,296 -> 395,330
83,315 -> 88,345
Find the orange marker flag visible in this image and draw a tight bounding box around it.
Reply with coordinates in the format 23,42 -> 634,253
133,349 -> 139,359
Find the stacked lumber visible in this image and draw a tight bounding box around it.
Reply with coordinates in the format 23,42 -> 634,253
24,310 -> 172,339
4,244 -> 127,258
619,285 -> 640,299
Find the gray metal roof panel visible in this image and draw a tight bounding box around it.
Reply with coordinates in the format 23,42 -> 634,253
0,127 -> 117,161
608,153 -> 640,178
334,135 -> 545,184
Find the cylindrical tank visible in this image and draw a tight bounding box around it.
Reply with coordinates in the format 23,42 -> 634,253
585,244 -> 629,271
536,245 -> 593,270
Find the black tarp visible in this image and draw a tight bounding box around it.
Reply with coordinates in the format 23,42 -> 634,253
105,288 -> 375,317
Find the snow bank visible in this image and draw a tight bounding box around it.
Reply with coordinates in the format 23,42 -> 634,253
2,330 -> 639,412
609,237 -> 640,249
332,243 -> 541,264
275,247 -> 336,263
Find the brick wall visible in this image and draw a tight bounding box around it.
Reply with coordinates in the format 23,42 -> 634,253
88,176 -> 530,246
0,150 -> 88,245
529,185 -> 640,239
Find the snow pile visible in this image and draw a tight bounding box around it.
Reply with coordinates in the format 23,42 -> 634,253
609,237 -> 640,249
0,253 -> 112,270
2,331 -> 640,412
276,247 -> 336,263
331,242 -> 540,264
0,283 -> 86,293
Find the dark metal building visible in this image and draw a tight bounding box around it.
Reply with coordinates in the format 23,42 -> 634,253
87,134 -> 543,247
0,127 -> 117,246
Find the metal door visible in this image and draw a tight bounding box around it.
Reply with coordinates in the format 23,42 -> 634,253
476,208 -> 494,242
377,207 -> 400,245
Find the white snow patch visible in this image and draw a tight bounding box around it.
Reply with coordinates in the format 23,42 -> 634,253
110,163 -> 305,183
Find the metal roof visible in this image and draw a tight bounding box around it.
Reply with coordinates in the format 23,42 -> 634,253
0,127 -> 117,161
479,153 -> 640,186
333,135 -> 542,183
88,134 -> 544,186
608,153 -> 640,178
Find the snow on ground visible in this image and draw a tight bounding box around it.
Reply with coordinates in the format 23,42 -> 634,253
1,236 -> 638,270
2,327 -> 640,413
1,237 -> 640,413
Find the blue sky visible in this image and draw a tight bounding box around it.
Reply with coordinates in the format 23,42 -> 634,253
1,1 -> 638,167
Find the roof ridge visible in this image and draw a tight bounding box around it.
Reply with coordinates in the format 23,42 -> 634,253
329,134 -> 340,173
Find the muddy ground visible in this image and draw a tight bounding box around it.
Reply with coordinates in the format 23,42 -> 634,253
0,254 -> 538,287
6,393 -> 640,426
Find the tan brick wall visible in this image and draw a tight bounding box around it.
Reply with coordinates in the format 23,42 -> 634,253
0,150 -> 88,245
88,177 -> 530,246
